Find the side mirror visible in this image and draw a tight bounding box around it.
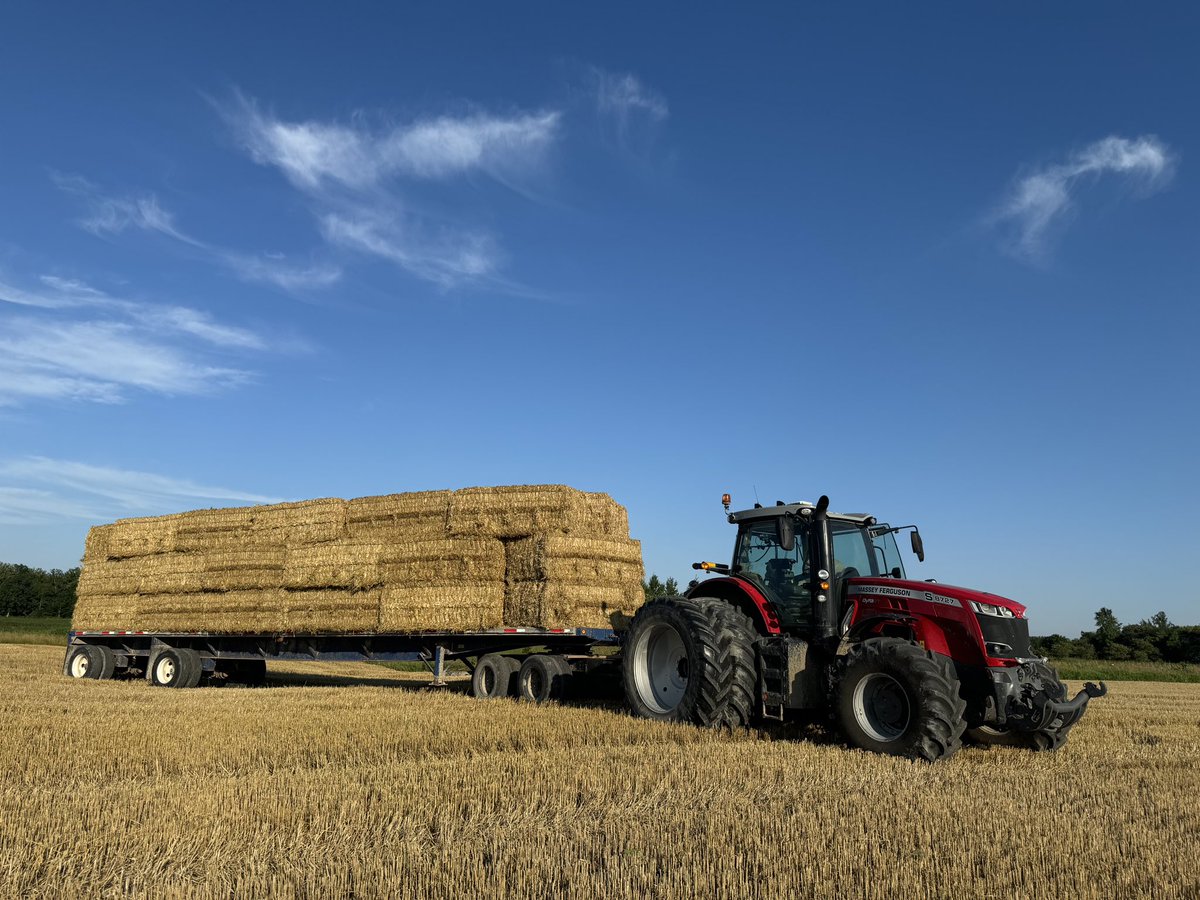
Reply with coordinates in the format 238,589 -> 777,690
776,515 -> 795,553
910,530 -> 925,562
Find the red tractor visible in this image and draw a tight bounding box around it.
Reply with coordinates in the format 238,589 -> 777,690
621,495 -> 1106,761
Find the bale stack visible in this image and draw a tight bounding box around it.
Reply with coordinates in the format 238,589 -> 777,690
73,485 -> 644,634
504,535 -> 644,630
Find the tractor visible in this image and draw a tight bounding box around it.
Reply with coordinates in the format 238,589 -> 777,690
621,495 -> 1106,761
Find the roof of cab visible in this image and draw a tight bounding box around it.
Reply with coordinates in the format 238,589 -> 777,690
728,502 -> 876,525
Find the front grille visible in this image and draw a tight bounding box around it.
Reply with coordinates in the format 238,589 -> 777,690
976,615 -> 1033,659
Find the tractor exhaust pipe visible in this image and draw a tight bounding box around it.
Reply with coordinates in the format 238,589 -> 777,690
811,495 -> 837,642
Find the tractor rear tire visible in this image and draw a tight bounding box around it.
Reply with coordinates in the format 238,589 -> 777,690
835,637 -> 967,762
623,596 -> 757,728
472,654 -> 519,699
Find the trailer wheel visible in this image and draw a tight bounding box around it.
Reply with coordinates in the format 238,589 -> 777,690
835,637 -> 967,762
472,654 -> 518,699
66,644 -> 116,680
517,655 -> 571,703
151,648 -> 203,688
623,596 -> 757,728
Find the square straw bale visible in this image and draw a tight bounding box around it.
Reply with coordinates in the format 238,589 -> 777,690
505,580 -> 642,630
76,559 -> 146,597
379,582 -> 505,631
132,589 -> 288,633
446,485 -> 599,538
249,498 -> 348,546
71,594 -> 139,632
578,492 -> 631,537
504,536 -> 644,584
283,543 -> 385,590
98,516 -> 182,558
379,539 -> 506,584
285,588 -> 382,632
347,491 -> 449,529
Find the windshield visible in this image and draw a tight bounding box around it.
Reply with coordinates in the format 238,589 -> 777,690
869,526 -> 906,579
832,522 -> 876,577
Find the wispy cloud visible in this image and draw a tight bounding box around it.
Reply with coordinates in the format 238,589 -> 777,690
0,319 -> 250,404
319,212 -> 498,287
228,93 -> 560,189
1,275 -> 264,349
52,172 -> 202,245
0,275 -> 263,406
222,253 -> 343,291
53,174 -> 343,292
220,92 -> 561,289
991,135 -> 1175,260
0,456 -> 283,524
586,67 -> 668,156
591,68 -> 668,125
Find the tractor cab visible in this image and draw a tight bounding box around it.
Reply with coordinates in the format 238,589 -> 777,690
724,500 -> 919,637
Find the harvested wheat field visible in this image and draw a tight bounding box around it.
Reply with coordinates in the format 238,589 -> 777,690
1,645 -> 1197,899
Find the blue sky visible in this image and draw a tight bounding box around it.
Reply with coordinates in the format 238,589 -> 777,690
1,3 -> 1197,635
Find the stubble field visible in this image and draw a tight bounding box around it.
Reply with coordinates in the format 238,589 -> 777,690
1,643 -> 1197,899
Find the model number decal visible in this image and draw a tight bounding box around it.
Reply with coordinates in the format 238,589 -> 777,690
853,585 -> 962,608
922,592 -> 960,607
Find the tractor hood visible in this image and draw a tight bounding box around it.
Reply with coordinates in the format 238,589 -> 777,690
846,577 -> 1027,619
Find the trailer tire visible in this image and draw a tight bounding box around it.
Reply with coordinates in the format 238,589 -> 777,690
472,654 -> 518,699
835,637 -> 967,762
151,648 -> 203,689
517,655 -> 571,703
623,596 -> 757,728
66,644 -> 116,680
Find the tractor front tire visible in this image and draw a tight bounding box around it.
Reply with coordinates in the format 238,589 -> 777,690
623,596 -> 756,728
836,637 -> 967,762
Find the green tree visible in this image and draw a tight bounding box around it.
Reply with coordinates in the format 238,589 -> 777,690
1094,607 -> 1121,643
642,574 -> 680,600
0,564 -> 38,617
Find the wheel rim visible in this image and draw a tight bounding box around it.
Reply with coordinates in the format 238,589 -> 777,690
527,666 -> 545,699
480,665 -> 496,696
853,673 -> 911,742
69,652 -> 90,678
632,621 -> 689,714
155,656 -> 177,685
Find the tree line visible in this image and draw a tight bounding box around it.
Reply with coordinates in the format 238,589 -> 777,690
1032,607 -> 1200,664
0,562 -> 80,618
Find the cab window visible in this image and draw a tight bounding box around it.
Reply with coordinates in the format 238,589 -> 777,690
735,519 -> 811,628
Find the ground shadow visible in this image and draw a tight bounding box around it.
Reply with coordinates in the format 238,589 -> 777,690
261,669 -> 471,692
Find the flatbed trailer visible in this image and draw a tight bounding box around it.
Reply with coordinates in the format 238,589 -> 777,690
64,626 -> 622,701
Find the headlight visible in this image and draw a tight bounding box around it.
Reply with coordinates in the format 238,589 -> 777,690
970,600 -> 1015,618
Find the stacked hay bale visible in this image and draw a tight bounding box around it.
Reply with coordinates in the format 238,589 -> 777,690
73,485 -> 643,633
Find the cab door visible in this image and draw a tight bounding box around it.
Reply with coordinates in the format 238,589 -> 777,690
733,519 -> 812,630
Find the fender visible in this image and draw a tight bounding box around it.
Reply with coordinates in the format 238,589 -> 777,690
847,611 -> 952,656
686,576 -> 782,635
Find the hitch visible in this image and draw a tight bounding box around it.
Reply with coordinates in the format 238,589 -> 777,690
1029,680 -> 1108,731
